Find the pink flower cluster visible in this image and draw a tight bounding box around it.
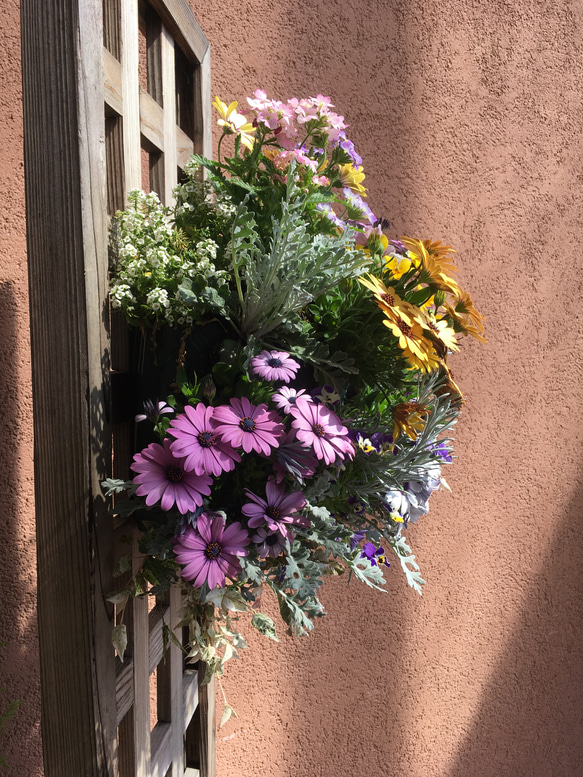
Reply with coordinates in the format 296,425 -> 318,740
247,90 -> 347,150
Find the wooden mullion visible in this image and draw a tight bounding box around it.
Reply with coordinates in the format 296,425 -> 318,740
147,0 -> 209,65
22,0 -> 116,774
160,25 -> 177,204
193,47 -> 211,158
121,0 -> 142,195
169,586 -> 185,776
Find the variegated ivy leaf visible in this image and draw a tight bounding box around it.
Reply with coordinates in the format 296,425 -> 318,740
251,613 -> 280,642
204,588 -> 249,612
112,624 -> 127,663
219,704 -> 238,729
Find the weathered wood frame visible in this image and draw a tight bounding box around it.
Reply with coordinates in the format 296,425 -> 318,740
21,0 -> 213,774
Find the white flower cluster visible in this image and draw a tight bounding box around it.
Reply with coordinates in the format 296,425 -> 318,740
110,189 -> 229,327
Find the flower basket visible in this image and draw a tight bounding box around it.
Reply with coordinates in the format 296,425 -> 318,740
104,90 -> 485,712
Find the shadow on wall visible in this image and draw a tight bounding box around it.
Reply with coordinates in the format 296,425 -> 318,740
444,479 -> 583,777
0,281 -> 42,775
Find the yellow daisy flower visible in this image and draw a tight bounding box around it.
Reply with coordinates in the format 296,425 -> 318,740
400,236 -> 460,295
401,342 -> 441,373
393,402 -> 428,441
212,96 -> 256,150
358,274 -> 422,324
422,311 -> 460,353
445,289 -> 487,343
338,163 -> 367,196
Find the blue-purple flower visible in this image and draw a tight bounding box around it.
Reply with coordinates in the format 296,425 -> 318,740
361,542 -> 390,568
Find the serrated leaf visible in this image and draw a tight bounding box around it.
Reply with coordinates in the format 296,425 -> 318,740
112,624 -> 127,663
101,478 -> 135,496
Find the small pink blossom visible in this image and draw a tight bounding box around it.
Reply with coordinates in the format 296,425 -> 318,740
272,387 -> 307,414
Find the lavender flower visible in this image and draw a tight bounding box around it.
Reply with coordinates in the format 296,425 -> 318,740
130,439 -> 212,514
290,398 -> 354,466
173,512 -> 250,589
167,403 -> 240,477
212,397 -> 284,455
135,399 -> 174,424
242,480 -> 308,541
250,350 -> 300,383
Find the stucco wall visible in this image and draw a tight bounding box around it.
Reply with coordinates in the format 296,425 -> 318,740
0,0 -> 42,774
193,0 -> 583,775
2,0 -> 583,775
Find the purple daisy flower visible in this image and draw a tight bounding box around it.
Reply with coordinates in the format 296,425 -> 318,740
242,480 -> 308,540
272,429 -> 318,484
252,526 -> 288,558
272,386 -> 308,414
173,512 -> 250,589
250,350 -> 300,383
212,397 -> 284,455
135,399 -> 174,423
130,439 -> 212,514
167,403 -> 240,477
361,542 -> 390,568
290,398 -> 355,466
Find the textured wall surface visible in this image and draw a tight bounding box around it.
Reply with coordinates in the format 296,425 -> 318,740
3,0 -> 583,775
191,0 -> 583,775
0,0 -> 42,774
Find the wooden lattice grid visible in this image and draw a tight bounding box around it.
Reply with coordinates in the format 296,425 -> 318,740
105,1 -> 214,775
22,0 -> 215,774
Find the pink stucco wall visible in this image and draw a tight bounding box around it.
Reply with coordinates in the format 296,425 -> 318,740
2,0 -> 583,775
194,0 -> 583,775
0,0 -> 42,773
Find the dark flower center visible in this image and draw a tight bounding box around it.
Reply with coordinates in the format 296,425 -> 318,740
268,357 -> 283,368
166,466 -> 184,482
428,321 -> 439,334
381,292 -> 395,306
197,430 -> 216,448
266,506 -> 281,521
289,395 -> 297,404
265,533 -> 280,547
205,542 -> 222,560
239,416 -> 257,432
397,318 -> 412,336
312,423 -> 326,438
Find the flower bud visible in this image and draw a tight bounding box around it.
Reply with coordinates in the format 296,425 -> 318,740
202,374 -> 216,402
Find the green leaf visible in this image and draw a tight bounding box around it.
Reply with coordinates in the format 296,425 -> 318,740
219,703 -> 238,728
112,624 -> 127,662
251,613 -> 280,642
